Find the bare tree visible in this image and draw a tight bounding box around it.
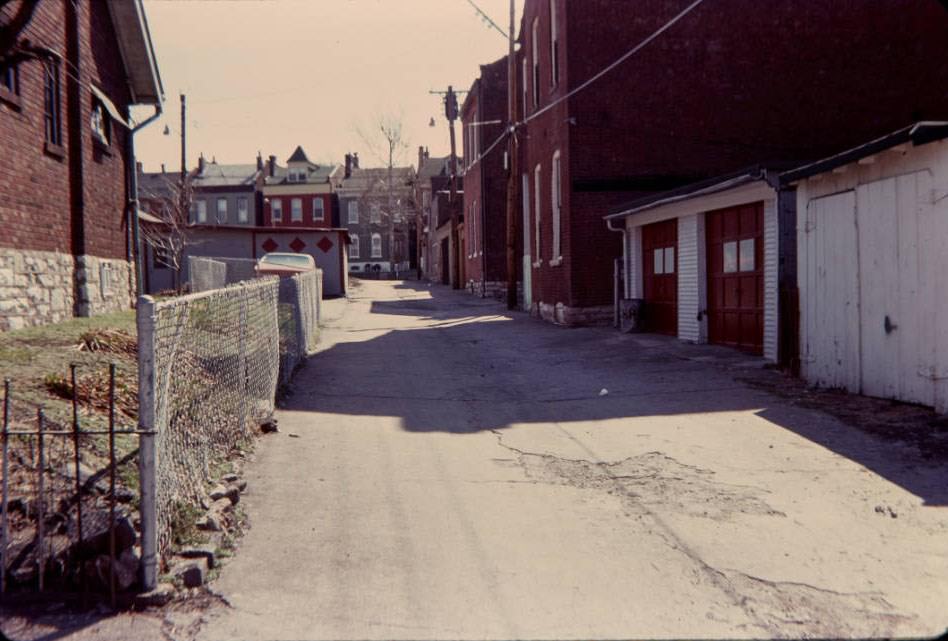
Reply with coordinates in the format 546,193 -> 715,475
139,173 -> 195,292
354,112 -> 410,273
0,0 -> 42,65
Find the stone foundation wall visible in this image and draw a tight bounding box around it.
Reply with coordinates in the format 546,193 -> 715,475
0,248 -> 135,331
0,248 -> 76,331
76,255 -> 135,317
465,279 -> 524,307
533,301 -> 613,327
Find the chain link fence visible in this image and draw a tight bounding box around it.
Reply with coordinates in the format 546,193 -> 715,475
136,269 -> 323,587
188,256 -> 259,293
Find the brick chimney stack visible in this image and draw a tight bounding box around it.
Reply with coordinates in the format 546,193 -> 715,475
344,153 -> 352,179
352,152 -> 359,169
268,155 -> 277,177
257,152 -> 264,172
198,154 -> 205,173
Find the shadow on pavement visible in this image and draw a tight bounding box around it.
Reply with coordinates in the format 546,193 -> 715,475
288,281 -> 948,506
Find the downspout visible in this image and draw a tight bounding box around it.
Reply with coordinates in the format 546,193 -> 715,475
128,103 -> 164,297
606,216 -> 627,328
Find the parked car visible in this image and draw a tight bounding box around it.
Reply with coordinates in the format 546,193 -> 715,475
255,252 -> 316,278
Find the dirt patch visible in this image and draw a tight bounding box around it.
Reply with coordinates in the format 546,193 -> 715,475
737,368 -> 948,461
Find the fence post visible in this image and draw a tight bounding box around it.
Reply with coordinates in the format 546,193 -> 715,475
137,295 -> 159,591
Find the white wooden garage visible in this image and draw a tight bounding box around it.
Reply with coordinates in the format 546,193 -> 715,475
785,123 -> 948,413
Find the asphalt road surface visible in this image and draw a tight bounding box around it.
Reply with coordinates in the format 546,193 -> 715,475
199,279 -> 948,640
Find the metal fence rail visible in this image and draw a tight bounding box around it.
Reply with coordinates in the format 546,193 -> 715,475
138,277 -> 281,587
277,269 -> 322,385
188,256 -> 259,292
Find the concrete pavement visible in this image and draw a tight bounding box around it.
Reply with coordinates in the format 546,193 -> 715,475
200,279 -> 948,639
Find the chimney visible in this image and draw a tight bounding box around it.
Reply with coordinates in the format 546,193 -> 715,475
256,152 -> 264,172
352,152 -> 359,169
418,146 -> 424,172
268,155 -> 277,177
198,153 -> 206,174
161,163 -> 166,174
344,153 -> 352,179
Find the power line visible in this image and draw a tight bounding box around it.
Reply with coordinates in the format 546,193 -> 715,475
462,0 -> 509,39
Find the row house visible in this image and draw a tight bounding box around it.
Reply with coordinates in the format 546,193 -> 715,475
336,153 -> 417,276
514,0 -> 948,327
140,146 -> 350,297
0,0 -> 163,331
413,148 -> 459,282
461,56 -> 511,300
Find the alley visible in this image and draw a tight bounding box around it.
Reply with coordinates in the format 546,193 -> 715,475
200,280 -> 948,640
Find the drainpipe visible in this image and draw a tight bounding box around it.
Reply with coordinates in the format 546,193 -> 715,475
606,216 -> 627,329
128,104 -> 164,297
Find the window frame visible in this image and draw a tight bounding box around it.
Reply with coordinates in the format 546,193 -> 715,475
271,198 -> 283,222
532,18 -> 540,107
370,203 -> 381,224
237,197 -> 249,223
349,233 -> 360,259
534,163 -> 542,261
551,150 -> 562,261
90,98 -> 111,147
291,197 -> 303,222
313,197 -> 325,222
194,199 -> 207,224
549,0 -> 559,88
371,232 -> 382,258
216,197 -> 227,223
44,59 -> 62,148
347,201 -> 359,224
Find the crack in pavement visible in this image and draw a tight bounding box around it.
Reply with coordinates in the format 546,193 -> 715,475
488,429 -> 915,637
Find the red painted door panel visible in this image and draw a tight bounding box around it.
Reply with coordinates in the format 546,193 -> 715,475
642,219 -> 678,336
706,203 -> 763,354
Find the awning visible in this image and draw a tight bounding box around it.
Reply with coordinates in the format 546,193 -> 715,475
91,84 -> 131,129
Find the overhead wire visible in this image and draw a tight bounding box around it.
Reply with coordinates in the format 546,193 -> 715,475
462,0 -> 510,39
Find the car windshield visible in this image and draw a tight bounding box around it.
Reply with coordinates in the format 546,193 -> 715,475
260,254 -> 311,268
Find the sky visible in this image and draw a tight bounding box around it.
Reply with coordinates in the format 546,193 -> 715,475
134,0 -> 521,173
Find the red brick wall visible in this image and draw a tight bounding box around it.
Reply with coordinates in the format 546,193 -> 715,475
518,0 -> 948,311
0,0 -> 133,260
264,193 -> 331,227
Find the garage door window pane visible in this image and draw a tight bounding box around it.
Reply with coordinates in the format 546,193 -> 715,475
739,238 -> 755,272
723,241 -> 738,273
664,247 -> 675,274
653,248 -> 664,274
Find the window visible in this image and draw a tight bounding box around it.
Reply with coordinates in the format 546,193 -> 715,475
549,0 -> 559,87
193,200 -> 207,224
288,169 -> 306,182
653,247 -> 675,275
739,238 -> 756,271
271,198 -> 283,221
350,234 -> 360,259
371,233 -> 382,258
521,57 -> 528,117
91,99 -> 110,146
237,197 -> 249,223
291,198 -> 303,222
422,190 -> 430,209
532,18 -> 540,107
723,241 -> 738,273
551,151 -> 561,259
1,63 -> 17,94
466,110 -> 479,168
313,197 -> 325,221
348,201 -> 359,224
370,203 -> 381,224
469,200 -> 477,256
44,59 -> 62,147
216,198 -> 227,223
534,164 -> 542,259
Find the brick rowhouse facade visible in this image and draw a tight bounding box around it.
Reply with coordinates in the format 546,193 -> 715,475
516,0 -> 948,326
0,0 -> 162,331
462,56 -> 510,300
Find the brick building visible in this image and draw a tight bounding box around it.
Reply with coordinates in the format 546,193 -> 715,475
461,55 -> 510,299
516,0 -> 948,326
0,0 -> 163,330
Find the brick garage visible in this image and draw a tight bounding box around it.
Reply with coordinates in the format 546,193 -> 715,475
0,0 -> 162,330
516,0 -> 948,325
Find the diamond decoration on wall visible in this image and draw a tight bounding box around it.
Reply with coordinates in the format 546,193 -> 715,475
290,237 -> 307,253
262,238 -> 278,253
316,237 -> 334,253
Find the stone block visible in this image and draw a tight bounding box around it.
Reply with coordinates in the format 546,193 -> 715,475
172,558 -> 208,588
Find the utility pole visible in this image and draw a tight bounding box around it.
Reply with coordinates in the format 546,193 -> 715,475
504,0 -> 518,310
445,85 -> 461,289
179,94 -> 186,183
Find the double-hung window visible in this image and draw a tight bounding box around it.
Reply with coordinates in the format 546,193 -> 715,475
271,198 -> 283,222
44,59 -> 62,147
216,198 -> 227,223
291,198 -> 303,222
549,0 -> 559,88
371,233 -> 382,258
313,197 -> 325,222
349,234 -> 360,259
532,18 -> 540,107
370,203 -> 381,224
0,62 -> 18,100
193,200 -> 207,224
348,201 -> 359,224
237,197 -> 249,223
534,164 -> 542,260
551,151 -> 561,260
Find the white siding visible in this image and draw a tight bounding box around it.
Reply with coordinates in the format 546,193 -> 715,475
763,198 -> 779,362
677,214 -> 705,343
797,138 -> 948,413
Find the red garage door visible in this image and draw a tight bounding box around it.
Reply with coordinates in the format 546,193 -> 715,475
706,203 -> 764,354
642,219 -> 678,336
